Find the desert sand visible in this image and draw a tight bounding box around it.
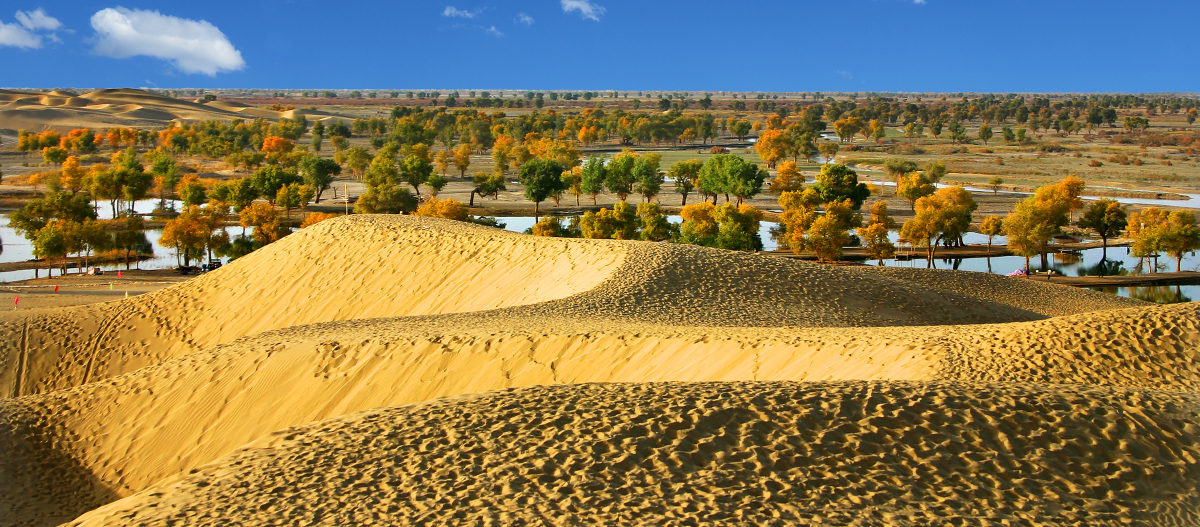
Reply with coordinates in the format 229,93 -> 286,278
1,215 -> 1197,526
0,89 -> 346,131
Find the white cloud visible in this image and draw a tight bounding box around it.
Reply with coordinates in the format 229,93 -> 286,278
837,70 -> 853,80
443,6 -> 480,18
15,8 -> 61,31
561,0 -> 605,21
914,0 -> 926,4
485,25 -> 503,36
90,7 -> 245,76
516,13 -> 534,25
0,20 -> 40,48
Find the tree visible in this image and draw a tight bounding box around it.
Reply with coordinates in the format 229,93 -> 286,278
562,166 -> 583,206
812,164 -> 870,210
42,146 -> 68,167
298,155 -> 341,203
978,124 -> 993,145
866,119 -> 886,143
633,153 -> 664,202
1157,211 -> 1200,272
817,142 -> 839,164
354,184 -> 417,214
581,201 -> 638,240
637,202 -> 674,241
210,178 -> 258,212
60,156 -> 86,194
678,202 -> 719,246
469,170 -> 506,206
713,203 -> 764,251
579,156 -> 607,205
365,145 -> 399,188
518,158 -> 568,215
399,155 -> 434,195
801,199 -> 859,262
754,129 -> 791,168
771,161 -> 803,193
344,147 -> 371,178
149,155 -> 180,208
867,200 -> 896,229
251,165 -> 301,204
300,212 -> 340,229
883,158 -> 918,192
414,197 -> 469,221
33,221 -> 68,275
988,176 -> 1004,194
452,144 -> 472,176
900,189 -> 976,265
668,159 -> 703,205
176,175 -> 208,207
1003,193 -> 1069,272
947,121 -> 968,144
858,223 -> 895,265
238,202 -> 288,244
275,183 -> 313,219
979,216 -> 1004,253
699,154 -> 766,205
897,173 -> 935,211
924,160 -> 947,184
160,206 -> 209,266
1078,199 -> 1127,259
605,150 -> 638,201
730,120 -> 752,140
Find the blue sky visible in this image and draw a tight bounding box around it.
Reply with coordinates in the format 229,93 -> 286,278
1,0 -> 1198,93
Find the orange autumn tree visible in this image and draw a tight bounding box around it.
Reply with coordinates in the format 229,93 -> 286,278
261,136 -> 294,154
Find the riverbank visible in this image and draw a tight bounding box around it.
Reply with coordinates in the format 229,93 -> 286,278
0,269 -> 190,309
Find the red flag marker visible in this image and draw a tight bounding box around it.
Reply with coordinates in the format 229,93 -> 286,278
118,271 -> 123,278
13,297 -> 18,307
54,285 -> 59,292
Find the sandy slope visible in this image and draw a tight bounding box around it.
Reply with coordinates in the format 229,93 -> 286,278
64,382 -> 1200,526
0,88 -> 347,130
0,215 -> 1195,526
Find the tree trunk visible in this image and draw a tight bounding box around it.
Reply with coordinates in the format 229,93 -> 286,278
469,190 -> 477,207
681,192 -> 688,206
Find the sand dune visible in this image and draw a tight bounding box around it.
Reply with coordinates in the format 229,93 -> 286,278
0,88 -> 349,131
63,382 -> 1200,526
0,215 -> 1196,526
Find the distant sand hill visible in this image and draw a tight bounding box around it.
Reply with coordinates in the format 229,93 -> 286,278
1,216 -> 1197,526
0,88 -> 347,131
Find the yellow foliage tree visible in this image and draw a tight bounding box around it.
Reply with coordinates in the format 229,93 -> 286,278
414,197 -> 469,222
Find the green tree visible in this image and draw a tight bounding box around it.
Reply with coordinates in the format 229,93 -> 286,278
518,158 -> 568,215
883,158 -> 918,192
580,156 -> 608,205
399,155 -> 434,195
211,178 -> 258,212
605,150 -> 638,201
176,177 -> 208,207
924,160 -> 947,183
812,164 -> 870,209
668,159 -> 703,206
978,124 -> 994,145
469,170 -> 507,206
1077,198 -> 1127,259
250,165 -> 301,204
298,155 -> 341,203
354,184 -> 417,214
633,153 -> 664,202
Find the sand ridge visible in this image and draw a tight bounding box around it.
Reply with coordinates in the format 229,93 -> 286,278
63,382 -> 1200,526
0,88 -> 349,131
0,215 -> 1196,526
